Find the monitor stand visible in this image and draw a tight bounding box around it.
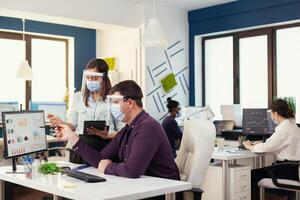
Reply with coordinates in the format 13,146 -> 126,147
6,158 -> 26,174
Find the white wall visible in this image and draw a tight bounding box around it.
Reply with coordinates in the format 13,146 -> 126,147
96,28 -> 142,85
0,0 -> 190,120
143,3 -> 189,121
0,0 -> 144,29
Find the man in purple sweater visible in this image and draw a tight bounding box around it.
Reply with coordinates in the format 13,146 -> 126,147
56,80 -> 180,181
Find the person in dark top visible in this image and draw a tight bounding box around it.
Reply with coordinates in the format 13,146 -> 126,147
162,97 -> 183,157
56,80 -> 180,181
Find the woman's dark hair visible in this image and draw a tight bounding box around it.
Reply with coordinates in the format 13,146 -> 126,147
270,99 -> 295,119
166,97 -> 179,112
83,58 -> 111,106
109,80 -> 143,107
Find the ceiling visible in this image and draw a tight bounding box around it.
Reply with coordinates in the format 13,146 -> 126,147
126,0 -> 236,10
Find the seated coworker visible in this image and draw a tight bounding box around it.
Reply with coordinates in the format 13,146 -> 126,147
243,99 -> 300,200
162,97 -> 183,157
56,80 -> 180,180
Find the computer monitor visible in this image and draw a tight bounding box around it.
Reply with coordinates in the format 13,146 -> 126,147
213,120 -> 235,136
243,108 -> 274,136
30,101 -> 67,123
0,102 -> 19,123
2,111 -> 47,160
220,104 -> 242,127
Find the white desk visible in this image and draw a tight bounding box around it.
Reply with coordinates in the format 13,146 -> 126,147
0,165 -> 191,200
212,146 -> 263,200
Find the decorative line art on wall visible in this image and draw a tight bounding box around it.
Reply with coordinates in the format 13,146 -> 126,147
170,48 -> 184,57
146,86 -> 162,97
146,40 -> 189,121
147,65 -> 156,86
152,95 -> 161,113
178,76 -> 186,95
154,68 -> 168,77
157,92 -> 165,112
152,62 -> 166,71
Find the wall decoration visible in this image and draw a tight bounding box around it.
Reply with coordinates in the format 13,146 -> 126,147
160,73 -> 177,93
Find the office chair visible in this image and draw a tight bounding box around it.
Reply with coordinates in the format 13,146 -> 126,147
175,117 -> 216,199
258,162 -> 300,200
213,120 -> 234,136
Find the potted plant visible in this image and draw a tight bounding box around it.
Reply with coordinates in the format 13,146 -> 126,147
273,96 -> 296,113
38,162 -> 62,185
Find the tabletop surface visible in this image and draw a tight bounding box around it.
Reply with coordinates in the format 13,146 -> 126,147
212,146 -> 262,160
0,163 -> 191,200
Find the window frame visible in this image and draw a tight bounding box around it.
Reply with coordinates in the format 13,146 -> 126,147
201,23 -> 300,108
0,31 -> 69,109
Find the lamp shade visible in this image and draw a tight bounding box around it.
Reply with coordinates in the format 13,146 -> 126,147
16,60 -> 33,80
142,18 -> 168,47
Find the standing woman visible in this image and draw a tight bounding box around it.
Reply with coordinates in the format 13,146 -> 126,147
48,58 -> 118,155
243,99 -> 300,200
162,97 -> 183,158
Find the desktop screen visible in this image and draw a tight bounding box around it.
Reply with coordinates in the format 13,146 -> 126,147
220,104 -> 242,127
243,108 -> 274,135
0,102 -> 19,123
30,101 -> 67,123
2,111 -> 47,158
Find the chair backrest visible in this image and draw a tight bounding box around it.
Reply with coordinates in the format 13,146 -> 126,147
176,117 -> 216,189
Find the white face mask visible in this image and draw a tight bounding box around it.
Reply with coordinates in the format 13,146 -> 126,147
110,104 -> 125,122
86,80 -> 101,92
272,118 -> 278,125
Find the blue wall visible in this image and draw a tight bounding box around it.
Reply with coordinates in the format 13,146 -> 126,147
0,16 -> 96,90
188,0 -> 300,105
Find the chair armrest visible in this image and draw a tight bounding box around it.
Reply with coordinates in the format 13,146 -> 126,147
266,162 -> 300,191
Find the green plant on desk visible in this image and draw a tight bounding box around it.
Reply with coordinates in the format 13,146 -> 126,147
38,162 -> 62,175
238,136 -> 247,150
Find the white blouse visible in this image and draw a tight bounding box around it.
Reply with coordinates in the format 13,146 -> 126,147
254,119 -> 300,161
67,91 -> 121,135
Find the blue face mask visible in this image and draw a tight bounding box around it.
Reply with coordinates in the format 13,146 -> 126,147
176,110 -> 182,118
86,80 -> 101,92
110,104 -> 125,122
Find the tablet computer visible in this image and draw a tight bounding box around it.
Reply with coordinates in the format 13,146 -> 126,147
83,120 -> 108,135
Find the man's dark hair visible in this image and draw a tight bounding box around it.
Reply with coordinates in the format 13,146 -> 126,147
110,80 -> 143,107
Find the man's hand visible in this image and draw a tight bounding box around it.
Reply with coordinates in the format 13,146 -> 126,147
55,124 -> 79,145
98,159 -> 112,173
48,114 -> 64,127
243,140 -> 255,151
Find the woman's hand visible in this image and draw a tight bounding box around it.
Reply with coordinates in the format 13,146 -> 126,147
243,140 -> 255,151
86,127 -> 109,139
48,114 -> 64,127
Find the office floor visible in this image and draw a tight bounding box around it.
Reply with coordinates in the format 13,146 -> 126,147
13,185 -> 294,200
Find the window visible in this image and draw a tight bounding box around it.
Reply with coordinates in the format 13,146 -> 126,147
204,36 -> 233,118
239,35 -> 268,108
0,32 -> 69,108
202,23 -> 300,122
276,26 -> 300,122
31,38 -> 67,102
0,38 -> 26,105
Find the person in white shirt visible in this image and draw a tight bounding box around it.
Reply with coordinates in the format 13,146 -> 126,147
243,99 -> 300,200
48,58 -> 120,162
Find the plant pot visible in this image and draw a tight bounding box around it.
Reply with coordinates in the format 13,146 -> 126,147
48,174 -> 59,186
41,174 -> 48,184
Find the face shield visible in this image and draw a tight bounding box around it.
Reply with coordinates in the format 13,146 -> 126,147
81,70 -> 106,93
107,95 -> 128,123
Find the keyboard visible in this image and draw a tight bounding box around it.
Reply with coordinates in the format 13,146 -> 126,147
64,169 -> 106,183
